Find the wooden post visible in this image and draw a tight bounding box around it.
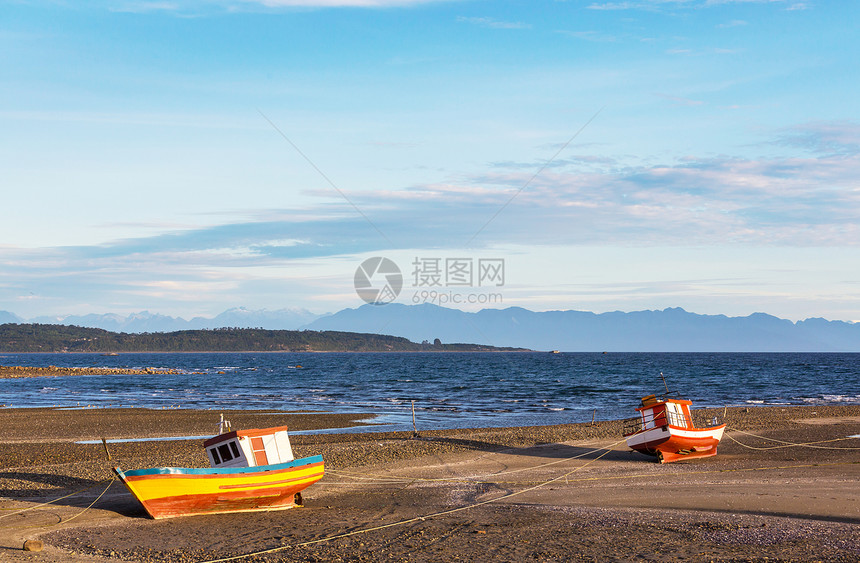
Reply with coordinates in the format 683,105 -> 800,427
411,400 -> 418,437
101,438 -> 112,461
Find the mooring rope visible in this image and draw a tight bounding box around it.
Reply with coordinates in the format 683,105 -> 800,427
326,438 -> 609,485
198,424 -> 860,563
0,476 -> 117,524
725,427 -> 860,450
197,439 -> 628,563
60,476 -> 116,524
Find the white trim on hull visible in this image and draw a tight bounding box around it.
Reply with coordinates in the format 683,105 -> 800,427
626,424 -> 725,449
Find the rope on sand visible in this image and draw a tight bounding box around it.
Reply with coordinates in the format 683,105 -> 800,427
326,439 -> 610,484
60,476 -> 116,524
725,427 -> 860,450
0,476 -> 117,524
199,426 -> 860,562
198,438 -> 628,563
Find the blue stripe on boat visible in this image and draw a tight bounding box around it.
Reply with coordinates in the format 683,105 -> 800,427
116,454 -> 323,477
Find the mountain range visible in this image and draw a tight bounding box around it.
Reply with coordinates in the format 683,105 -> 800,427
0,307 -> 321,333
304,304 -> 860,352
1,304 -> 858,352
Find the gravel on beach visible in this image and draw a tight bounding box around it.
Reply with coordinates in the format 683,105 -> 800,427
1,404 -> 858,562
0,365 -> 184,380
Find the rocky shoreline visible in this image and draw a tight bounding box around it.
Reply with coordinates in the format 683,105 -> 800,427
0,365 -> 183,380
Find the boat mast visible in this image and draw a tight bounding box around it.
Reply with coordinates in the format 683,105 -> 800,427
660,371 -> 669,395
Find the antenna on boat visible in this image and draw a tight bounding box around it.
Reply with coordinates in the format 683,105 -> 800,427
660,371 -> 669,395
218,413 -> 232,435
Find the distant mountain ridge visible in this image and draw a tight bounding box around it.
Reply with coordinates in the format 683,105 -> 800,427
2,304 -> 858,351
304,304 -> 860,352
0,311 -> 23,325
18,307 -> 324,333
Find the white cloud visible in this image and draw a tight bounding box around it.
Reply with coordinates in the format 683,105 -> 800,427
108,2 -> 181,13
588,0 -> 800,10
457,16 -> 531,29
774,120 -> 860,156
586,2 -> 640,10
75,0 -> 463,14
250,0 -> 456,6
2,122 -> 858,317
717,19 -> 749,27
556,30 -> 618,42
654,93 -> 705,106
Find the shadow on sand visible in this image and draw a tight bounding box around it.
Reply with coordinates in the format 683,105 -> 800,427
0,472 -> 144,517
413,435 -> 637,463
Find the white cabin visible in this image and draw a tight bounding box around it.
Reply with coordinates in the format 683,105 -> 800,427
203,425 -> 295,469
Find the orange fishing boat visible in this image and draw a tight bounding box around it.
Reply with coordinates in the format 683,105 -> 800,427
623,393 -> 725,463
114,417 -> 324,519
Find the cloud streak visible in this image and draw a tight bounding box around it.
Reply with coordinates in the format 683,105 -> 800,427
1,121 -> 857,316
3,121 -> 857,266
75,0 -> 462,16
253,0 -> 454,5
457,16 -> 531,29
588,0 -> 802,9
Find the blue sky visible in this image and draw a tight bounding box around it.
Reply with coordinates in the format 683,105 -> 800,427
1,0 -> 858,322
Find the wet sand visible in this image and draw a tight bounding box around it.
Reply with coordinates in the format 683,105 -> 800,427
1,405 -> 859,562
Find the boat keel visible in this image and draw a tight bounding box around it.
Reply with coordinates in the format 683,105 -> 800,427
657,446 -> 718,464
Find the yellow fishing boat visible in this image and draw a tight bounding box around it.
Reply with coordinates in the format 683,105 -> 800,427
114,418 -> 324,519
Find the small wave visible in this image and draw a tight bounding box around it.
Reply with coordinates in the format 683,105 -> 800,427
547,407 -> 565,411
821,394 -> 860,403
800,395 -> 860,404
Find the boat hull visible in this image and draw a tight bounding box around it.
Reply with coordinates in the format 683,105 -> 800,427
114,455 -> 324,519
625,425 -> 725,463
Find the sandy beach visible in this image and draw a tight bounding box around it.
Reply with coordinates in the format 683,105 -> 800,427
1,405 -> 858,562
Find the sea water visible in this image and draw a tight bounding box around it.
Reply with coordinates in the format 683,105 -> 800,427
1,352 -> 858,432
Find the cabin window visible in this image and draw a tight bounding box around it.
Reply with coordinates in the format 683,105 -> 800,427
230,441 -> 241,458
666,402 -> 685,427
218,443 -> 234,462
642,408 -> 656,429
250,436 -> 269,466
210,448 -> 221,465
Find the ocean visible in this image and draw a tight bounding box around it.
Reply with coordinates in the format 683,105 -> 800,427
1,352 -> 858,433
